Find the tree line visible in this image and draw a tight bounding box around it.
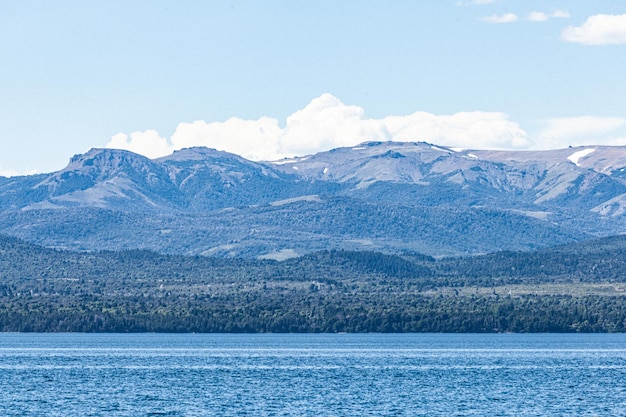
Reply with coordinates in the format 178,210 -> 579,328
1,234 -> 626,332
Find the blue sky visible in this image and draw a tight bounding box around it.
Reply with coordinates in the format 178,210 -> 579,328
1,0 -> 626,175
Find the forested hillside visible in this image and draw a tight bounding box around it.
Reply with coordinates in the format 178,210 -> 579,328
1,234 -> 625,332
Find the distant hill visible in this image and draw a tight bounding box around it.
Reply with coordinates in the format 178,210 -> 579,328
1,141 -> 626,257
1,234 -> 625,332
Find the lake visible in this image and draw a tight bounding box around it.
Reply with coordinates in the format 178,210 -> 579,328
1,333 -> 626,416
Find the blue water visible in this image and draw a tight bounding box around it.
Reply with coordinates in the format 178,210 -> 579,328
1,334 -> 626,416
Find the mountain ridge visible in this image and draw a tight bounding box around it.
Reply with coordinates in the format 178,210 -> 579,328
1,141 -> 625,258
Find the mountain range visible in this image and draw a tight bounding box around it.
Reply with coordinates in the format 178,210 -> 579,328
1,141 -> 625,258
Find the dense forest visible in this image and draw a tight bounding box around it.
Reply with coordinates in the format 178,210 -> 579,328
1,234 -> 625,332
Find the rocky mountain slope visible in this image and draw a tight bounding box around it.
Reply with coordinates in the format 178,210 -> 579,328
1,141 -> 625,257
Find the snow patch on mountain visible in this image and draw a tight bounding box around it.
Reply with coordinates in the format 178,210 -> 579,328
431,145 -> 451,153
568,148 -> 595,166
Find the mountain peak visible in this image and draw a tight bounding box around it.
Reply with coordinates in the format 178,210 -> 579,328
27,148 -> 177,210
158,146 -> 240,162
65,148 -> 156,174
69,147 -> 142,162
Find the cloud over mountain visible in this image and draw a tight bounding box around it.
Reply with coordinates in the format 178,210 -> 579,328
538,117 -> 626,149
107,130 -> 172,159
104,95 -> 626,162
105,94 -> 532,161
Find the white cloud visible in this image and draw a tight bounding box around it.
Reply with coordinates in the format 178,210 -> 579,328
383,111 -> 531,149
537,116 -> 626,149
170,116 -> 283,161
480,13 -> 518,24
551,10 -> 571,19
106,129 -> 172,159
104,95 -> 626,160
561,14 -> 626,45
278,94 -> 390,157
105,94 -> 532,160
528,10 -> 570,22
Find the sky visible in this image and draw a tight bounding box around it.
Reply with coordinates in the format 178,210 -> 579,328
1,0 -> 626,176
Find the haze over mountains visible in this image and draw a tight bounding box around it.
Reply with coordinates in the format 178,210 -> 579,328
1,141 -> 625,258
